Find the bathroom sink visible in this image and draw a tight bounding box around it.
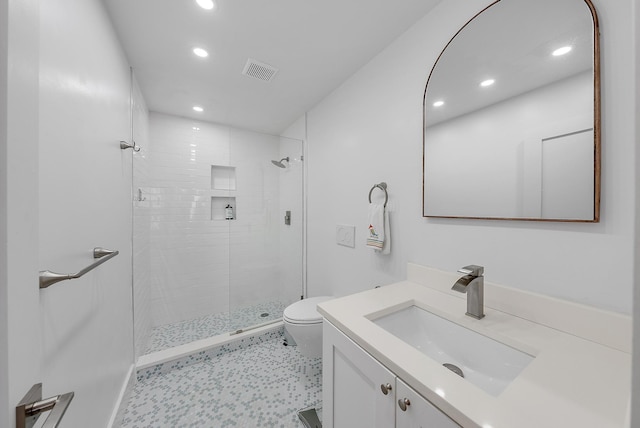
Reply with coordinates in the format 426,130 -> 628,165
372,305 -> 534,396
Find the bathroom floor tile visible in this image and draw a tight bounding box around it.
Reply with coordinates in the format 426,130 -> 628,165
122,334 -> 322,428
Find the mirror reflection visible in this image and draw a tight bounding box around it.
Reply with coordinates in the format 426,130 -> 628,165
423,0 -> 600,221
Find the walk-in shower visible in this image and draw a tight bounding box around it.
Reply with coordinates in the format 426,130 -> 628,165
132,111 -> 304,357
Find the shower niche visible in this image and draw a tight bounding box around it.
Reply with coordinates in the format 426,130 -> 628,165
211,165 -> 236,220
211,197 -> 236,220
211,165 -> 236,190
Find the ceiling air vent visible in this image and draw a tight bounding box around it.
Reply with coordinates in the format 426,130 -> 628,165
242,58 -> 278,82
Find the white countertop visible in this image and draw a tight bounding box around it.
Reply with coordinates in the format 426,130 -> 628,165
317,280 -> 631,428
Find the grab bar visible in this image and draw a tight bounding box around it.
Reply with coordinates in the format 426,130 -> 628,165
368,182 -> 388,207
16,383 -> 74,428
39,247 -> 119,289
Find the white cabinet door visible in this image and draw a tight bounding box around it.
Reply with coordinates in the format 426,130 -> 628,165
323,320 -> 396,428
396,378 -> 460,428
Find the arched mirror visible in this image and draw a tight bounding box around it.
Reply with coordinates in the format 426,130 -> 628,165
423,0 -> 600,221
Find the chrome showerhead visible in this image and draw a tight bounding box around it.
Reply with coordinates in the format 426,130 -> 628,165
271,157 -> 290,168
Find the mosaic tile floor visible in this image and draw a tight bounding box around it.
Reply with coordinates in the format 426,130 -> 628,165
124,330 -> 322,427
145,300 -> 291,354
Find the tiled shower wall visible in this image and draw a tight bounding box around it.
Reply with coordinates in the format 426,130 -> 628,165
277,139 -> 305,303
135,112 -> 303,340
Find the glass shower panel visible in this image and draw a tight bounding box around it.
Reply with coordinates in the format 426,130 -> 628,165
135,114 -> 234,354
227,131 -> 304,332
131,72 -> 151,359
134,112 -> 304,355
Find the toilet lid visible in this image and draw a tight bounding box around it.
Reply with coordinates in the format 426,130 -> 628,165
283,296 -> 333,324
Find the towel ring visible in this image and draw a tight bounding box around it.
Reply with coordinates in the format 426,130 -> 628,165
368,182 -> 388,207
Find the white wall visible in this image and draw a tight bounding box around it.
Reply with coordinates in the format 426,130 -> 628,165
631,0 -> 640,420
303,0 -> 636,314
0,0 -> 42,425
37,0 -> 135,426
0,2 -> 7,420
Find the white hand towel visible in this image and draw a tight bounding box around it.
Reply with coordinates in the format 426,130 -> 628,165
366,203 -> 385,250
379,210 -> 391,255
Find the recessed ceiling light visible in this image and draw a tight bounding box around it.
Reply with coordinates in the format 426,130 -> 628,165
196,0 -> 215,10
193,106 -> 204,112
193,47 -> 209,58
552,46 -> 572,56
433,100 -> 445,107
480,79 -> 495,87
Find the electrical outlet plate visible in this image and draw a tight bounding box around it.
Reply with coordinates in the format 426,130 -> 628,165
336,225 -> 356,248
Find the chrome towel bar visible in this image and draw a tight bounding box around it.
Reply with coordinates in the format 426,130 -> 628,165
368,182 -> 388,207
39,247 -> 119,289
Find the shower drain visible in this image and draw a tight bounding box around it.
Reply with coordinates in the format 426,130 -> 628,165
443,363 -> 464,378
260,312 -> 269,318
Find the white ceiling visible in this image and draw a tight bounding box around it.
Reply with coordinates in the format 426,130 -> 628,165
103,0 -> 442,135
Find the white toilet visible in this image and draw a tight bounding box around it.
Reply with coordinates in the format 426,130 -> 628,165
283,296 -> 333,358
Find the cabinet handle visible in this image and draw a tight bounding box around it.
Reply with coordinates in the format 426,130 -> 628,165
398,398 -> 411,411
380,383 -> 393,395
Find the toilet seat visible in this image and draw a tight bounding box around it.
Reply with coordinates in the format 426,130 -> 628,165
283,296 -> 333,325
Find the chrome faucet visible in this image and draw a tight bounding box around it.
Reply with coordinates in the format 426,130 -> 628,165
451,265 -> 485,319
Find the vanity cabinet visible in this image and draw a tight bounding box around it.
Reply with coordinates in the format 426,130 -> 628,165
395,378 -> 460,428
323,320 -> 460,428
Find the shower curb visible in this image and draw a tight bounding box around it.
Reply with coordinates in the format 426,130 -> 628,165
136,327 -> 284,381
